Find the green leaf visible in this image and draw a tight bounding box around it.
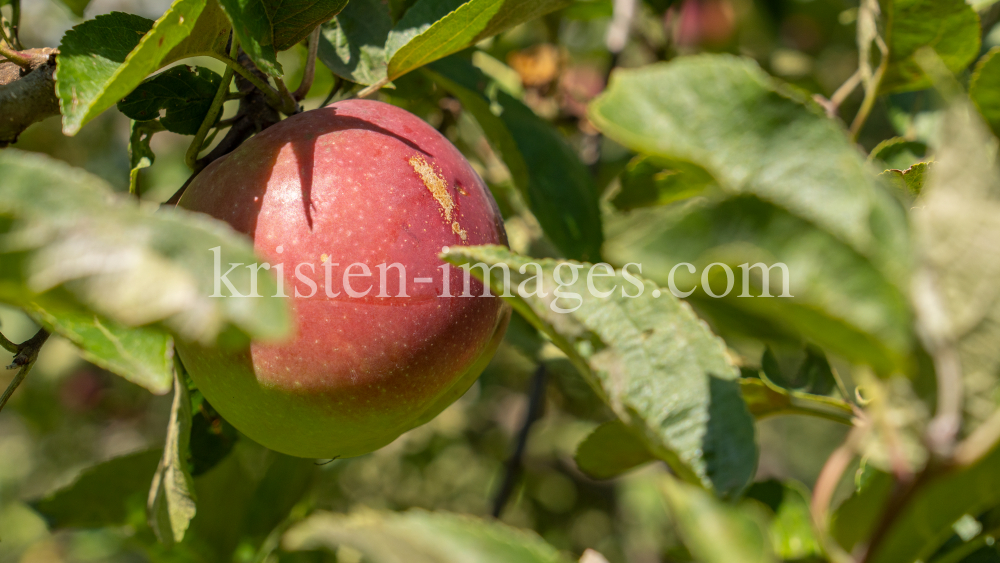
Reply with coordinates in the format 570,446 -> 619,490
830,469 -> 894,554
32,449 -> 162,528
849,437 -> 1000,563
148,365 -> 196,546
442,245 -> 757,498
660,476 -> 776,563
388,0 -> 419,22
760,345 -> 836,396
55,0 -> 230,135
25,305 -> 174,395
911,75 -> 1000,434
739,376 -> 854,425
58,0 -> 92,17
590,55 -> 912,373
574,419 -> 657,479
127,120 -> 162,197
881,161 -> 929,195
185,442 -> 316,560
283,509 -> 574,563
868,137 -> 929,171
611,156 -> 713,211
385,0 -> 572,81
426,57 -> 604,262
879,0 -> 981,94
188,395 -> 239,476
744,480 -> 822,561
218,0 -> 349,76
970,47 -> 1000,138
0,150 -> 290,345
117,65 -> 222,135
317,0 -> 393,86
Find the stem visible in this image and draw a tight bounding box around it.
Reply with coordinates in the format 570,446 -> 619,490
0,332 -> 17,353
492,364 -> 548,517
320,76 -> 342,107
199,51 -> 283,108
11,0 -> 20,50
811,426 -> 864,563
0,40 -> 32,68
293,26 -> 320,101
186,40 -> 238,170
0,365 -> 28,413
274,76 -> 299,114
850,62 -> 885,140
357,76 -> 389,98
827,69 -> 863,118
930,522 -> 1000,563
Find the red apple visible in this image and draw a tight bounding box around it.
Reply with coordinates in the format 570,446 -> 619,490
176,99 -> 510,459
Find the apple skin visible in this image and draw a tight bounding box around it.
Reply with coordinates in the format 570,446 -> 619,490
176,99 -> 510,459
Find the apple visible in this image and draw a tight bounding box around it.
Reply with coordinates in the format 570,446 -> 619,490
176,99 -> 510,459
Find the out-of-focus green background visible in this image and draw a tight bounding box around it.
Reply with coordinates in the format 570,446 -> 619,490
6,0 -> 984,559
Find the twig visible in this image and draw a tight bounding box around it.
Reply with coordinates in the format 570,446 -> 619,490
0,332 -> 17,353
164,51 -> 283,205
953,408 -> 1000,467
816,69 -> 863,119
199,51 -> 284,109
186,37 -> 238,170
811,425 -> 863,563
605,0 -> 636,53
274,76 -> 299,114
492,364 -> 548,518
357,76 -> 389,98
10,0 -> 21,50
293,26 -> 321,101
850,62 -> 885,140
0,41 -> 32,68
0,328 -> 49,414
320,76 -> 342,107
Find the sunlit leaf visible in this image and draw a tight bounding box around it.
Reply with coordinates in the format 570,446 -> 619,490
611,156 -> 713,211
147,365 -> 196,546
879,0 -> 981,94
911,71 -> 1000,434
590,55 -> 912,373
0,150 -> 290,346
385,0 -> 572,81
443,245 -> 757,498
744,480 -> 822,560
970,47 -> 1000,138
739,376 -> 854,425
218,0 -> 349,76
317,0 -> 393,86
881,161 -> 929,195
283,509 -> 574,563
574,419 -> 656,479
427,57 -> 604,262
25,305 -> 174,395
55,0 -> 230,134
660,476 -> 776,563
127,120 -> 162,197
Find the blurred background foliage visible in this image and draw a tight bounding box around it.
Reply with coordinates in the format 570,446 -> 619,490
3,0 -> 994,560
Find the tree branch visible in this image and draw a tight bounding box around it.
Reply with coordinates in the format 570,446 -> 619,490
164,50 -> 282,205
0,328 -> 49,414
0,47 -> 58,147
492,364 -> 548,517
